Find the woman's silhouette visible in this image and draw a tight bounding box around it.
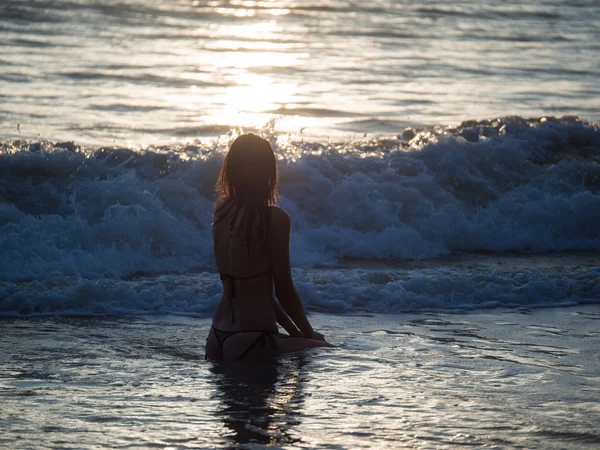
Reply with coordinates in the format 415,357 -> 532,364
205,133 -> 331,361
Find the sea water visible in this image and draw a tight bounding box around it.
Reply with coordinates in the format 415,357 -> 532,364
1,1 -> 600,448
1,309 -> 600,448
0,0 -> 599,144
1,118 -> 599,316
1,119 -> 600,448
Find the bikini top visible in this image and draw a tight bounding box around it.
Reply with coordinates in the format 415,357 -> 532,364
220,270 -> 270,324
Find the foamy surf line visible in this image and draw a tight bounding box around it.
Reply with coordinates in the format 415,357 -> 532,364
0,253 -> 598,316
0,117 -> 599,315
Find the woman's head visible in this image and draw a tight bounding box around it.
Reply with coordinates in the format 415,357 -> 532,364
216,133 -> 278,206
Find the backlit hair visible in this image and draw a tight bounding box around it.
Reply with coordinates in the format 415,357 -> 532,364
215,133 -> 278,206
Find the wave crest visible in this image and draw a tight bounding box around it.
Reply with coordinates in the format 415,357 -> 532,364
0,116 -> 598,284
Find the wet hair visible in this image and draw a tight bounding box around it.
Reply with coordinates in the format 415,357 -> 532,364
215,133 -> 278,206
214,133 -> 279,257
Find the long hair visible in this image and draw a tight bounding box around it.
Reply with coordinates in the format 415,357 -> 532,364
214,134 -> 279,257
215,133 -> 278,206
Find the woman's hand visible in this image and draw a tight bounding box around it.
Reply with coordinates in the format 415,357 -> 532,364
311,330 -> 326,341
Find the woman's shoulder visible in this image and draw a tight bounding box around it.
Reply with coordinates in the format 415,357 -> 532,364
268,205 -> 290,224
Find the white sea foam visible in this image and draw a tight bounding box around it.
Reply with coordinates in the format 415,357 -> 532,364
0,265 -> 598,316
0,118 -> 599,314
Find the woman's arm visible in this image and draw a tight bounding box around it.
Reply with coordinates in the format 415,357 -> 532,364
272,297 -> 302,337
268,207 -> 318,339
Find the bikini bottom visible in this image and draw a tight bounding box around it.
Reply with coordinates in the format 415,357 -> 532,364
207,326 -> 278,360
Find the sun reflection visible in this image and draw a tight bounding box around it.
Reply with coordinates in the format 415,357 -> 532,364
211,74 -> 298,127
211,21 -> 281,40
210,51 -> 301,69
205,40 -> 288,51
211,1 -> 291,17
159,7 -> 322,137
230,0 -> 289,7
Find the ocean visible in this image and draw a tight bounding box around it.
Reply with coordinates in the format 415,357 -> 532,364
1,0 -> 600,448
1,0 -> 599,144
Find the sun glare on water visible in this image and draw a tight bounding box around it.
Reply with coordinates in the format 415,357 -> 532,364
160,8 -> 321,137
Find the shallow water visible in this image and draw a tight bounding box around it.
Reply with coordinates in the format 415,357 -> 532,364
1,0 -> 599,145
1,306 -> 599,449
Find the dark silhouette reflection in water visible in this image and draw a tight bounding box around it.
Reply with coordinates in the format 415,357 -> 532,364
209,354 -> 309,447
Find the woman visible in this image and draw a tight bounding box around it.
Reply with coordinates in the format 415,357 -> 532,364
205,133 -> 331,361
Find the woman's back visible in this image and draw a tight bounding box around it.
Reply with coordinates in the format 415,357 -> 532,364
211,199 -> 277,333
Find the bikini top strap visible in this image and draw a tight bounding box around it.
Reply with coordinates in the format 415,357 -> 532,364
220,270 -> 270,281
219,271 -> 271,324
